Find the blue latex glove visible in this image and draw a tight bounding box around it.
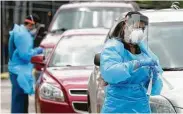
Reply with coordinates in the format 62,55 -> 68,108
138,58 -> 158,68
35,47 -> 43,54
150,66 -> 161,82
151,66 -> 160,74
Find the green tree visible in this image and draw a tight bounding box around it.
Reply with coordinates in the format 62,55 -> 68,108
136,0 -> 183,9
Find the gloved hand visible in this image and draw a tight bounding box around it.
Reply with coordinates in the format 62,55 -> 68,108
138,58 -> 158,68
35,47 -> 43,54
150,66 -> 161,84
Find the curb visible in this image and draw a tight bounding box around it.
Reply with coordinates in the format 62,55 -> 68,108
1,72 -> 9,79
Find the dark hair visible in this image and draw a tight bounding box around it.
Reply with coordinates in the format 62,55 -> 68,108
125,11 -> 142,18
24,14 -> 41,25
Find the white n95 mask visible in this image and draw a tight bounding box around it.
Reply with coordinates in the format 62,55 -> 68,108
124,28 -> 146,44
129,29 -> 146,44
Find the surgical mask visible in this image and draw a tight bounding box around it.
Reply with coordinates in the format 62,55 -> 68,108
30,28 -> 37,38
124,27 -> 146,44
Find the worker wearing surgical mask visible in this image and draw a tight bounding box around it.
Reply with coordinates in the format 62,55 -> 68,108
100,11 -> 163,113
8,14 -> 43,113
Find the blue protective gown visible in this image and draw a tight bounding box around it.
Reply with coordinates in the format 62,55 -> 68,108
100,38 -> 163,113
8,24 -> 41,95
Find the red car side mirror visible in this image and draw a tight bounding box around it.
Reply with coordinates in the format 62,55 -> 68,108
31,54 -> 45,66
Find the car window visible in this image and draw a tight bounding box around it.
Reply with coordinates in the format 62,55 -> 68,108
50,7 -> 132,31
49,35 -> 106,67
148,22 -> 183,68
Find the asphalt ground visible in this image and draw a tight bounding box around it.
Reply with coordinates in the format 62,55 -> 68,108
1,79 -> 35,113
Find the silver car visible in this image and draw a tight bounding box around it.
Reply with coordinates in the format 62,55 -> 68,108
88,9 -> 183,113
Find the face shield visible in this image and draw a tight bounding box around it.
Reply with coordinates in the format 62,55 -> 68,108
123,14 -> 149,44
29,15 -> 40,38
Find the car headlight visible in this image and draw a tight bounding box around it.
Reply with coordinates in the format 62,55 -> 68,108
43,48 -> 52,59
39,82 -> 65,102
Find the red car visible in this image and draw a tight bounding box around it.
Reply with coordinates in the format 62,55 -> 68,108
31,29 -> 108,113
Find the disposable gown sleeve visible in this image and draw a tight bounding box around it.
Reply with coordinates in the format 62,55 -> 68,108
100,39 -> 135,84
139,41 -> 163,95
147,46 -> 163,95
151,61 -> 163,95
14,32 -> 39,62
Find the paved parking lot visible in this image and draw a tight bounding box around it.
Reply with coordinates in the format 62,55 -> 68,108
1,79 -> 35,113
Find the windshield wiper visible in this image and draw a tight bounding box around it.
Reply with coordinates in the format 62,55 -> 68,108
65,65 -> 72,67
163,67 -> 183,71
50,28 -> 67,33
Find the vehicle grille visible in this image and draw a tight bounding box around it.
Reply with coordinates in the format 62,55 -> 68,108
69,89 -> 87,96
72,102 -> 88,112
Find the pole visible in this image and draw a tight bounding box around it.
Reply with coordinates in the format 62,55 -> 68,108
29,1 -> 32,15
21,1 -> 27,23
13,1 -> 20,24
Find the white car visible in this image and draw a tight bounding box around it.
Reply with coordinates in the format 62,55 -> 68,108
88,9 -> 183,113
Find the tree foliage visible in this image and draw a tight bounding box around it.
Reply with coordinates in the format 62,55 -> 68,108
136,1 -> 183,9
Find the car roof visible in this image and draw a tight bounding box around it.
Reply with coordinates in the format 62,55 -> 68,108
59,2 -> 133,10
140,9 -> 183,23
40,28 -> 108,48
108,9 -> 183,39
61,28 -> 109,37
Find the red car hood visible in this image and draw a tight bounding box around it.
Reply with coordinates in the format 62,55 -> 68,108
46,67 -> 92,86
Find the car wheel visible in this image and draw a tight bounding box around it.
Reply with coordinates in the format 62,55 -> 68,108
87,94 -> 92,113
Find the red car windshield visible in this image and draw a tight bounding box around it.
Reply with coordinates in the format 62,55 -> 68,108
50,7 -> 132,32
49,34 -> 105,67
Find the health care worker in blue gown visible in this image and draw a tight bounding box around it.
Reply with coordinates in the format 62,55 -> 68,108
8,14 -> 44,113
100,11 -> 163,113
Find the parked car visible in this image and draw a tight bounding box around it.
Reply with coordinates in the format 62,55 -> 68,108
31,29 -> 108,113
39,1 -> 139,58
33,1 -> 139,80
88,9 -> 183,113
